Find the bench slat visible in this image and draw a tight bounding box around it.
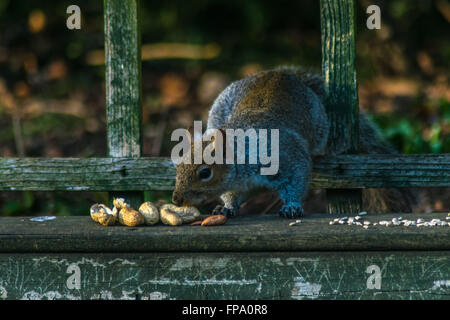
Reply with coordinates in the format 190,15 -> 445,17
1,251 -> 448,299
0,155 -> 448,191
0,213 -> 449,252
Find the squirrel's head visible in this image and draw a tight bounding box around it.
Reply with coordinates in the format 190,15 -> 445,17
172,129 -> 231,206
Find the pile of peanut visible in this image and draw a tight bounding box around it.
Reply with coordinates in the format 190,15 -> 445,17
90,198 -> 227,227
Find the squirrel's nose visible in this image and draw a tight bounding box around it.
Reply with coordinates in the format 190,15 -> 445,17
172,192 -> 183,206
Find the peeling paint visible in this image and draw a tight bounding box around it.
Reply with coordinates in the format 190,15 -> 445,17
169,258 -> 193,271
32,256 -> 135,268
431,280 -> 450,290
0,285 -> 7,299
21,290 -> 66,300
169,257 -> 231,271
144,277 -> 258,286
148,291 -> 168,300
291,276 -> 322,300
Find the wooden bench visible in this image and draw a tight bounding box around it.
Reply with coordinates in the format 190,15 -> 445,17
0,0 -> 449,300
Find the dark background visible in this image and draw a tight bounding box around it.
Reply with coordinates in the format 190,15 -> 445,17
0,0 -> 449,216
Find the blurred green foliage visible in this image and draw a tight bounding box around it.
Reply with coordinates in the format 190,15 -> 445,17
373,98 -> 450,154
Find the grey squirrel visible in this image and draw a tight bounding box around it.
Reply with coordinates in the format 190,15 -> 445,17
172,67 -> 414,217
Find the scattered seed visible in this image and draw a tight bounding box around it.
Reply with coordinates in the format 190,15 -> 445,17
328,215 -> 449,228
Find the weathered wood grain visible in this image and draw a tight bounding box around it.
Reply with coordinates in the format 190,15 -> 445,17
104,0 -> 143,207
0,213 -> 449,253
320,0 -> 362,214
0,155 -> 448,191
312,153 -> 450,188
0,252 -> 448,300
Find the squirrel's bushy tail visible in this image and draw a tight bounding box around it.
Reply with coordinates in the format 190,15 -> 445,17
359,115 -> 416,213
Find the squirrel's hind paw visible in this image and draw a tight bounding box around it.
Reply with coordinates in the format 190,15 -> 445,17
212,205 -> 237,217
279,205 -> 304,218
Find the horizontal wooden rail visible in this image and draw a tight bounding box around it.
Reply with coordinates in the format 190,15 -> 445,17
1,213 -> 449,252
0,154 -> 448,191
2,251 -> 449,299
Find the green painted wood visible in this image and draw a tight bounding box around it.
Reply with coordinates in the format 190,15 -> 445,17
0,213 -> 449,253
0,252 -> 448,300
104,0 -> 143,208
0,155 -> 448,191
320,0 -> 362,214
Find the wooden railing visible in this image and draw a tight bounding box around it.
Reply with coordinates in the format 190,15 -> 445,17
0,0 -> 448,300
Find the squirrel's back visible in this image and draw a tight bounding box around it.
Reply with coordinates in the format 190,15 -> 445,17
207,67 -> 329,156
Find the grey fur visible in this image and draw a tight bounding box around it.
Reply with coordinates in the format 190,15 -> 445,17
174,67 -> 414,217
205,68 -> 329,217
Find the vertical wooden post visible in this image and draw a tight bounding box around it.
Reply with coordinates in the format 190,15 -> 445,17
104,0 -> 143,208
320,0 -> 362,214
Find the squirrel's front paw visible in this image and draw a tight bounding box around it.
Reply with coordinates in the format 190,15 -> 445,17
279,204 -> 303,218
212,205 -> 237,217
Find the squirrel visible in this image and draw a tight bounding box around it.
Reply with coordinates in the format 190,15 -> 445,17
172,67 -> 414,218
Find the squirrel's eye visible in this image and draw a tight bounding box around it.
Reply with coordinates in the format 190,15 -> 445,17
198,167 -> 213,182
